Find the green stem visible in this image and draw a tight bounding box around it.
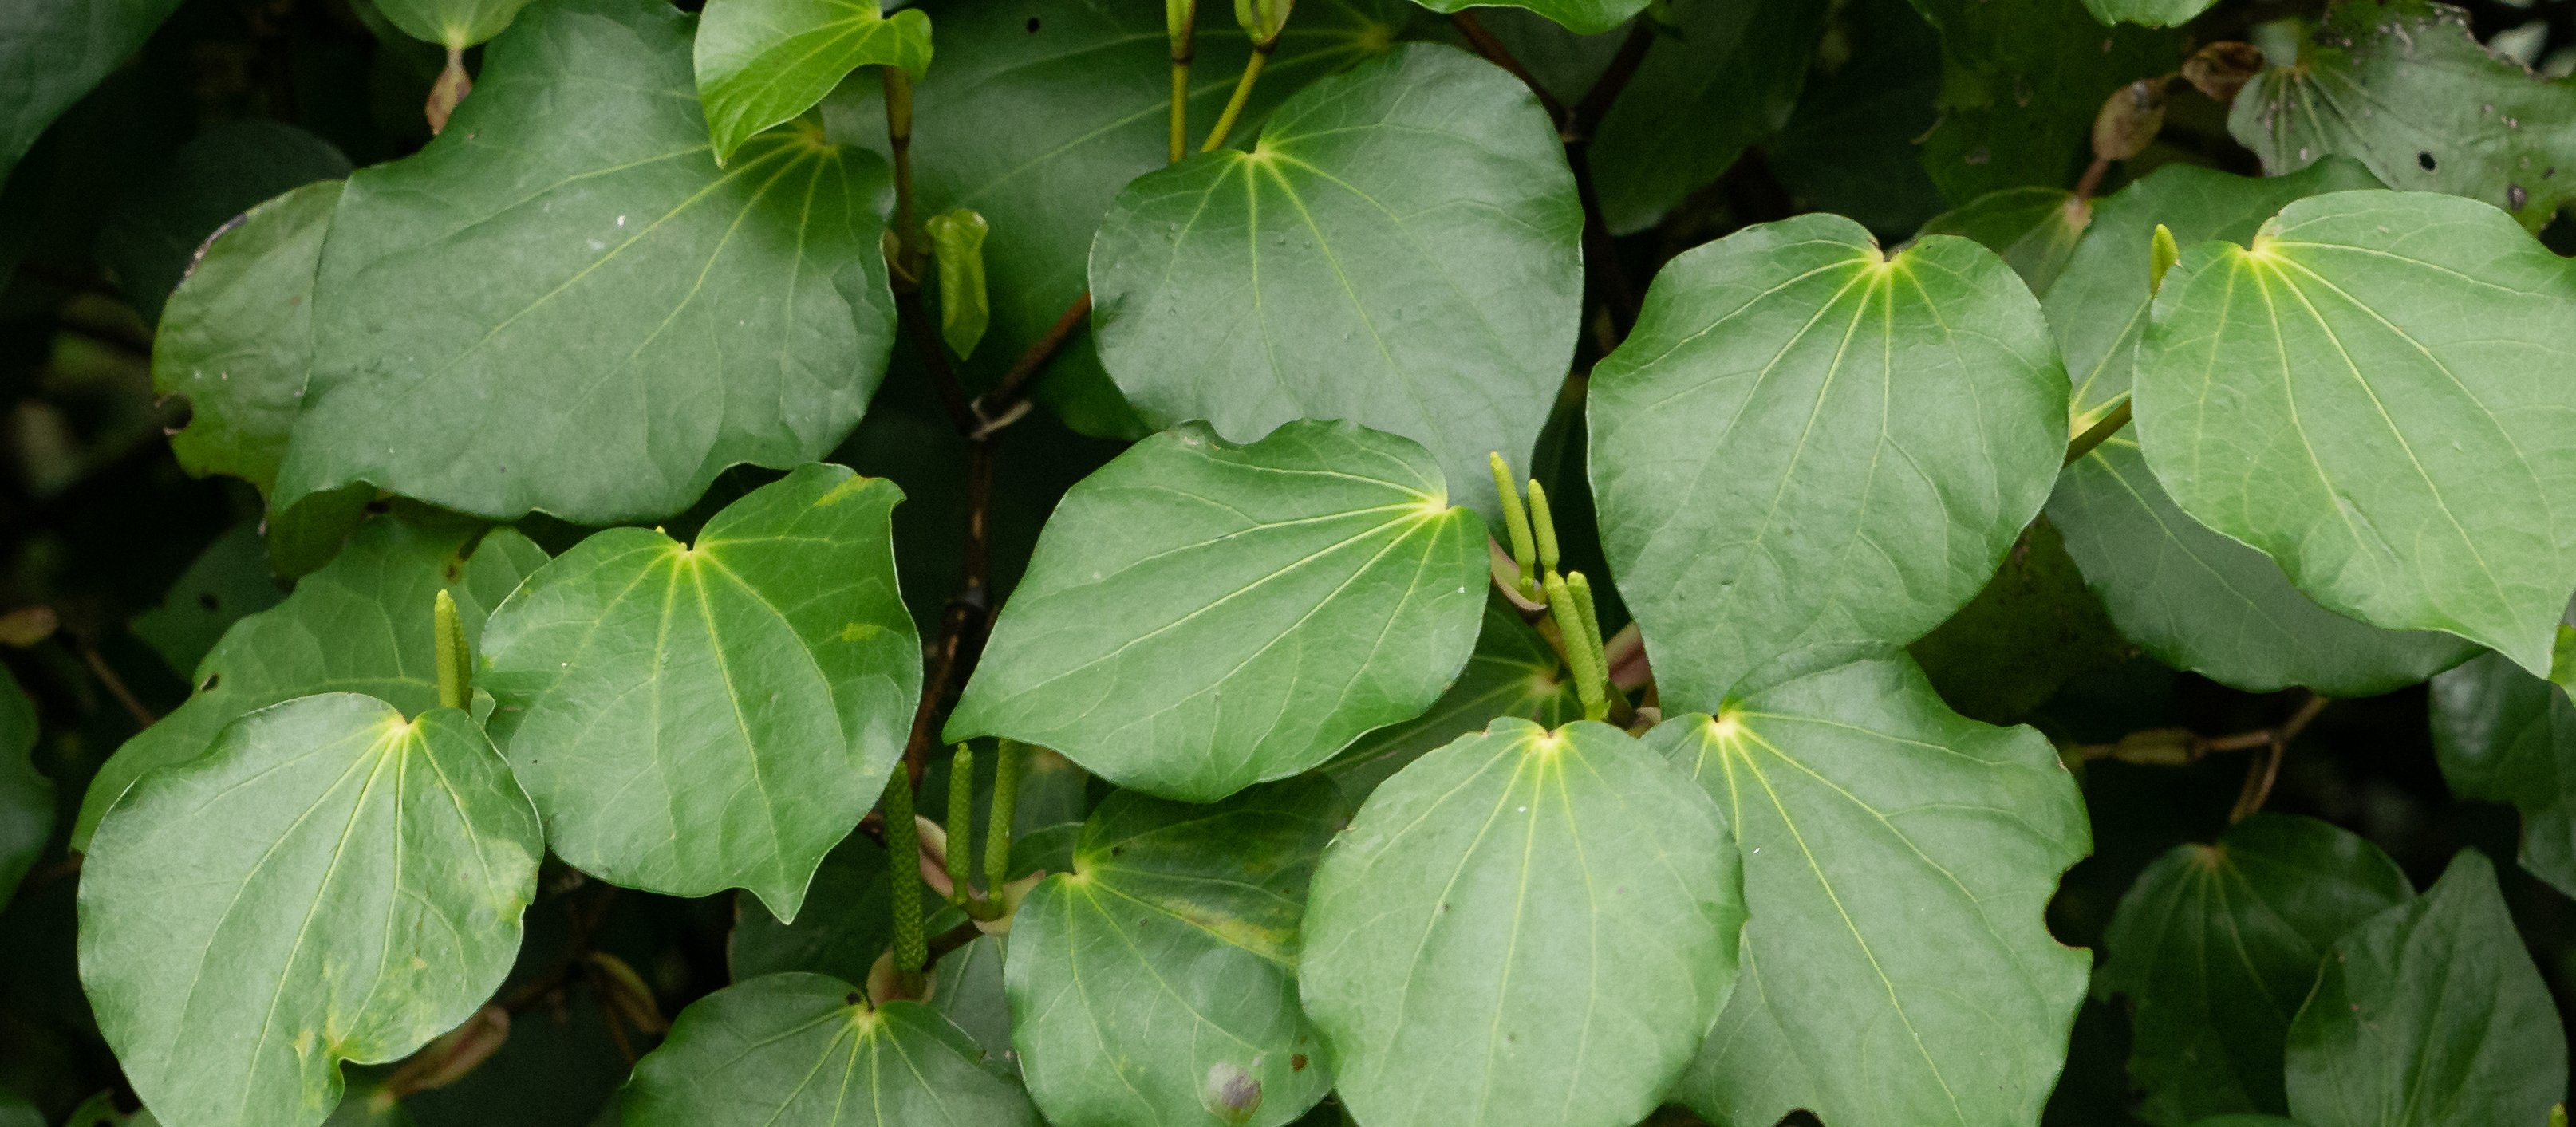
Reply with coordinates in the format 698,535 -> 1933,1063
2063,397 -> 2133,466
1170,61 -> 1192,164
945,744 -> 976,902
1200,44 -> 1272,152
881,770 -> 928,994
985,740 -> 1022,895
432,589 -> 470,713
881,67 -> 921,282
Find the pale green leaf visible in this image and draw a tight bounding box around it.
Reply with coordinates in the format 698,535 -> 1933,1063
2231,0 -> 2576,231
152,180 -> 340,498
2081,0 -> 2215,28
1398,0 -> 1643,36
1088,43 -> 1583,514
1912,0 -> 2176,202
374,0 -> 538,48
694,0 -> 931,165
1009,778 -> 1342,1127
1916,186 -> 2089,298
0,0 -> 183,186
929,934 -> 1011,1058
130,522 -> 289,680
1317,594 -> 1578,805
2099,814 -> 2414,1126
621,975 -> 1041,1126
483,464 -> 917,917
0,664 -> 49,905
73,517 -> 548,850
1588,212 -> 2067,708
279,0 -> 897,525
926,207 -> 989,361
1648,656 -> 2091,1127
2132,189 -> 2576,678
1300,719 -> 1744,1127
948,420 -> 1486,802
79,693 -> 541,1127
2430,650 -> 2576,900
2283,850 -> 2569,1127
1587,0 -> 1829,234
823,0 -> 1410,439
2045,161 -> 2477,696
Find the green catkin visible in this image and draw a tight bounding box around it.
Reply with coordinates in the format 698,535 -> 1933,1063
1527,479 -> 1560,577
882,770 -> 927,982
1544,571 -> 1606,719
945,744 -> 976,901
1489,453 -> 1540,600
985,740 -> 1022,896
432,589 -> 471,713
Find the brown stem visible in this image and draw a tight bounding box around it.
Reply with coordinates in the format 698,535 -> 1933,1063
2072,692 -> 2329,769
897,288 -> 979,434
2072,156 -> 2112,202
70,637 -> 155,728
1448,12 -> 1567,124
882,68 -> 919,274
1568,19 -> 1655,140
925,917 -> 984,966
972,292 -> 1092,436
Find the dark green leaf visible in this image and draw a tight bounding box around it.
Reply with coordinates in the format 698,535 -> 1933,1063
949,420 -> 1486,802
1907,517 -> 2129,725
1649,656 -> 2091,1127
0,664 -> 49,906
1317,594 -> 1578,804
929,934 -> 1011,1058
1588,0 -> 1829,234
1589,212 -> 2066,708
1008,778 -> 1343,1127
2282,850 -> 2568,1127
927,207 -> 989,360
1915,186 -> 2088,297
1761,0 -> 1946,234
1912,0 -> 2177,202
1406,0 -> 1646,36
0,0 -> 183,187
98,121 -> 349,324
130,522 -> 288,679
621,975 -> 1041,1126
79,693 -> 541,1127
695,0 -> 931,165
2080,0 -> 2217,29
151,179 -> 337,498
2231,0 -> 2576,231
73,518 -> 548,849
1088,44 -> 1581,514
279,0 -> 897,525
1300,719 -> 1743,1127
483,465 -> 917,917
374,0 -> 539,47
2132,190 -> 2576,678
2099,814 -> 2414,1125
2431,651 -> 2576,900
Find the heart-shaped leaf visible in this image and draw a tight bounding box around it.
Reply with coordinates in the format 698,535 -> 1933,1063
2132,189 -> 2576,678
2283,850 -> 2569,1127
1008,778 -> 1343,1127
278,0 -> 897,525
79,693 -> 541,1127
73,517 -> 548,850
695,0 -> 930,165
2431,650 -> 2576,900
948,420 -> 1486,802
374,0 -> 537,47
483,463 -> 918,917
2099,814 -> 2414,1125
1318,595 -> 1578,805
1588,212 -> 2067,709
153,180 -> 340,498
1399,0 -> 1645,35
1916,187 -> 2088,298
621,974 -> 1041,1126
1087,43 -> 1583,515
1648,656 -> 2090,1127
1300,719 -> 1744,1127
2045,161 -> 2477,696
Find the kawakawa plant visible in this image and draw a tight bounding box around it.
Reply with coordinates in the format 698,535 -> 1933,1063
1,0 -> 2572,1122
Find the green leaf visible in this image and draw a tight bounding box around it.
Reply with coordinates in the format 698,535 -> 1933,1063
728,809 -> 1074,985
1586,0 -> 1829,234
130,522 -> 289,680
926,208 -> 990,361
621,975 -> 1041,1126
1761,0 -> 1947,234
1402,0 -> 1644,35
2282,850 -> 2569,1127
1588,212 -> 2067,709
373,0 -> 539,48
2132,189 -> 2576,679
1647,656 -> 2091,1127
78,693 -> 542,1127
2430,651 -> 2576,900
1317,594 -> 1578,804
483,464 -> 917,917
152,179 -> 339,498
1088,43 -> 1583,514
949,420 -> 1486,802
2231,0 -> 2576,231
1912,0 -> 2178,203
1008,778 -> 1342,1127
694,0 -> 931,166
2098,814 -> 2414,1126
1907,517 -> 2129,725
0,0 -> 183,186
1300,719 -> 1744,1127
2079,0 -> 2215,27
2046,162 -> 2477,696
1916,187 -> 2089,298
826,0 -> 1410,439
73,517 -> 548,850
929,934 -> 1012,1058
279,0 -> 897,525
0,664 -> 49,905
98,121 -> 350,323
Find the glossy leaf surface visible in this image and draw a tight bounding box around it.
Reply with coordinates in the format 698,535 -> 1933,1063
153,180 -> 339,497
695,0 -> 931,165
2431,651 -> 2576,900
1317,595 -> 1578,804
80,694 -> 541,1127
279,0 -> 897,524
1650,656 -> 2090,1127
2099,814 -> 2414,1125
1400,0 -> 1646,35
622,975 -> 1040,1126
2132,190 -> 2576,678
1008,778 -> 1343,1127
1917,187 -> 2087,298
2080,0 -> 2217,28
73,518 -> 547,849
483,464 -> 917,918
949,420 -> 1485,802
1589,212 -> 2066,708
1301,719 -> 1743,1127
1089,43 -> 1583,513
374,0 -> 538,47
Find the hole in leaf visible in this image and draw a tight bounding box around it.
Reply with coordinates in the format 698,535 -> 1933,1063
2418,152 -> 2438,171
197,592 -> 219,610
1025,16 -> 1041,31
199,673 -> 219,692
